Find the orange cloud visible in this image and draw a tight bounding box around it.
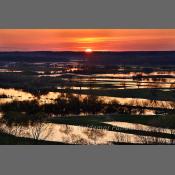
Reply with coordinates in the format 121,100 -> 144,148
0,29 -> 175,51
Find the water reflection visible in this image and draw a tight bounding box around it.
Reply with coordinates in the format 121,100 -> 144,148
2,123 -> 172,144
104,121 -> 174,134
61,74 -> 175,90
94,71 -> 175,78
0,69 -> 22,73
38,124 -> 120,144
0,88 -> 174,111
38,74 -> 61,77
0,88 -> 35,104
83,128 -> 106,144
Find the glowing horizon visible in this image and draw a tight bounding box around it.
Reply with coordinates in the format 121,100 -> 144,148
0,29 -> 175,51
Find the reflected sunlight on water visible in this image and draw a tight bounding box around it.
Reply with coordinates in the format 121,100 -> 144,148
7,123 -> 171,144
104,121 -> 174,134
0,88 -> 35,104
0,66 -> 175,144
0,88 -> 174,111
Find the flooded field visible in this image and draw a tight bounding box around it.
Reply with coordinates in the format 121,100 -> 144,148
0,60 -> 175,144
0,88 -> 174,111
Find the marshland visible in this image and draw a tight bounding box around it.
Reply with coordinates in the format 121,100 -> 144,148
0,51 -> 175,144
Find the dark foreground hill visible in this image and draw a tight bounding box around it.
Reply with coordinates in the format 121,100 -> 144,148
0,51 -> 175,66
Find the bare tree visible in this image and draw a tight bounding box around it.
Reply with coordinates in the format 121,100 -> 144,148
59,125 -> 73,135
29,122 -> 52,140
83,127 -> 105,144
6,124 -> 24,136
0,121 -> 24,137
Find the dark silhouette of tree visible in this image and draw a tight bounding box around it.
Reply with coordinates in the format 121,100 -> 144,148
66,94 -> 81,115
1,100 -> 40,115
29,122 -> 47,140
103,100 -> 120,114
82,95 -> 103,115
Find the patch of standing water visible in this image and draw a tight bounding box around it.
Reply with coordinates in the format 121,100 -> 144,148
104,121 -> 174,134
0,88 -> 174,112
5,123 -> 172,144
0,88 -> 35,104
0,69 -> 22,73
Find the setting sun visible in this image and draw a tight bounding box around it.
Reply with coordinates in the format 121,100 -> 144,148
0,29 -> 175,51
85,48 -> 93,53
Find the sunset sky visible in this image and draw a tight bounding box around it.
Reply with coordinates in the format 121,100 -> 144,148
0,29 -> 175,51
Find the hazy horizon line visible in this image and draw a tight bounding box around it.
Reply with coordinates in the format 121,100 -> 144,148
0,50 -> 175,53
